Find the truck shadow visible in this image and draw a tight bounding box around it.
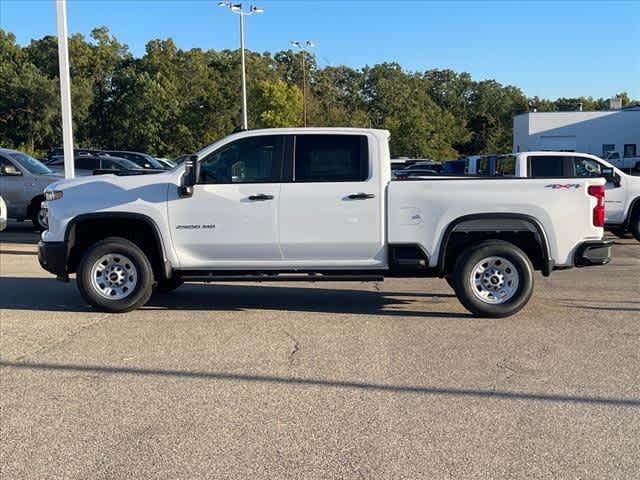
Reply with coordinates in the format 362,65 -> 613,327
0,277 -> 467,319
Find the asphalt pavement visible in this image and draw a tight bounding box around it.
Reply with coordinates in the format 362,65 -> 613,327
1,222 -> 639,479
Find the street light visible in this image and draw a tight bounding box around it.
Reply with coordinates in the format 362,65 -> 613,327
291,40 -> 315,127
55,0 -> 75,179
218,2 -> 264,130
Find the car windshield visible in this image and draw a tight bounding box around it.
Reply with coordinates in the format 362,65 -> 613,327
108,158 -> 143,170
8,152 -> 52,174
109,152 -> 164,169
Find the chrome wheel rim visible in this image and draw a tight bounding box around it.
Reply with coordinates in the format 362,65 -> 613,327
470,256 -> 519,305
37,207 -> 48,228
90,253 -> 138,300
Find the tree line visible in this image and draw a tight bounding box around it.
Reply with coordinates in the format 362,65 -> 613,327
0,27 -> 636,159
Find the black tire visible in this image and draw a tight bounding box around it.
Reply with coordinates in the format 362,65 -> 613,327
630,209 -> 640,242
77,237 -> 154,313
30,200 -> 48,231
154,276 -> 184,293
452,240 -> 534,318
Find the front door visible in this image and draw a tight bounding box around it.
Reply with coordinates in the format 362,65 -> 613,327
278,134 -> 385,268
0,155 -> 25,218
168,135 -> 285,268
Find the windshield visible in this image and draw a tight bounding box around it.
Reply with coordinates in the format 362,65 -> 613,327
8,152 -> 53,175
108,151 -> 164,169
108,158 -> 144,170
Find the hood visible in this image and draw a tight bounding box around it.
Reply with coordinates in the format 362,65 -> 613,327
45,168 -> 179,192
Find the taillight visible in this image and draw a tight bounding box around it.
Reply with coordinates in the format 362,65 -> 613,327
588,185 -> 605,227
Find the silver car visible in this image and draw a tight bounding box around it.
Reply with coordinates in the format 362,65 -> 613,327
0,148 -> 62,230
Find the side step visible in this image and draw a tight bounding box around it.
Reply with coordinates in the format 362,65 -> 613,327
177,272 -> 384,283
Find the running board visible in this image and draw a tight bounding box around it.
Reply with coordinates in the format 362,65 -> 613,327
177,273 -> 384,283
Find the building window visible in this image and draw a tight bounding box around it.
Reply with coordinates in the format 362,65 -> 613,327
602,144 -> 615,158
623,144 -> 637,158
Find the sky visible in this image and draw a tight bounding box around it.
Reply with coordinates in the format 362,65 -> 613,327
1,0 -> 639,100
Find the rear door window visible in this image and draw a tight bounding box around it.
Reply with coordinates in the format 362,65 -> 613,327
528,156 -> 566,177
294,134 -> 369,182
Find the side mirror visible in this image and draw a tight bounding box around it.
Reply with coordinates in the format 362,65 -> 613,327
179,154 -> 200,197
601,167 -> 621,187
1,164 -> 22,176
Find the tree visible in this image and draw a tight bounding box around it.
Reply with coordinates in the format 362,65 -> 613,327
252,80 -> 302,128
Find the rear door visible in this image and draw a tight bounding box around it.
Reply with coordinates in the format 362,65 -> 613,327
278,133 -> 385,267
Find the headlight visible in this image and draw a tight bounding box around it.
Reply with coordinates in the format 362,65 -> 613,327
45,190 -> 63,201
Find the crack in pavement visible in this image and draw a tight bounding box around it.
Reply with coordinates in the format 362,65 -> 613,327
283,331 -> 300,365
12,313 -> 112,362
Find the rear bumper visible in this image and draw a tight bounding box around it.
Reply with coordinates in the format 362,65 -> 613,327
38,241 -> 69,281
574,240 -> 613,267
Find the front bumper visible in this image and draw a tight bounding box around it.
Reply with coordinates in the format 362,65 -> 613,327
38,241 -> 69,281
574,240 -> 613,267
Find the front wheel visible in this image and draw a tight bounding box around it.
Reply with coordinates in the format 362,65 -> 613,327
31,201 -> 48,231
452,240 -> 534,318
77,237 -> 154,313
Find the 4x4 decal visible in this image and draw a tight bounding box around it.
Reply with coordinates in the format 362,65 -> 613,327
545,184 -> 580,189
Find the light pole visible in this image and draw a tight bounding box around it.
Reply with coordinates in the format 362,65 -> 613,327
218,2 -> 263,131
55,0 -> 75,179
291,40 -> 314,127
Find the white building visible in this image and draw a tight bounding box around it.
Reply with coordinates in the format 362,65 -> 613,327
513,105 -> 640,158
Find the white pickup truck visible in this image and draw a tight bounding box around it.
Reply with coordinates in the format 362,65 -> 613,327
39,128 -> 612,317
466,152 -> 640,241
604,151 -> 640,172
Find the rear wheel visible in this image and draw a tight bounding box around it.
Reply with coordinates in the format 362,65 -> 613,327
452,240 -> 534,318
630,209 -> 640,242
77,237 -> 154,313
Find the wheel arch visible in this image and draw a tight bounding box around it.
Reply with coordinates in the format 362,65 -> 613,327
64,212 -> 171,279
625,196 -> 640,228
437,213 -> 552,277
27,194 -> 46,217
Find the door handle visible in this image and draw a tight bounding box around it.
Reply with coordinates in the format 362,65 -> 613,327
248,193 -> 274,201
347,193 -> 375,200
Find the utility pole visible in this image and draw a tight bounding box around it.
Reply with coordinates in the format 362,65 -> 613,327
291,40 -> 315,127
218,2 -> 264,130
55,0 -> 75,179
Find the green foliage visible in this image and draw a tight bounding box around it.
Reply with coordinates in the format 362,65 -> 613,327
253,80 -> 302,128
0,27 -> 636,159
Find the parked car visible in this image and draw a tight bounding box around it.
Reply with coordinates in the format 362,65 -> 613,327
102,150 -> 168,170
47,155 -> 146,176
464,154 -> 499,175
173,154 -> 192,165
0,195 -> 7,232
0,148 -> 62,230
45,147 -> 105,163
468,152 -> 640,241
39,128 -> 612,317
604,150 -> 640,172
443,159 -> 466,175
403,160 -> 443,173
394,168 -> 439,179
154,157 -> 177,169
